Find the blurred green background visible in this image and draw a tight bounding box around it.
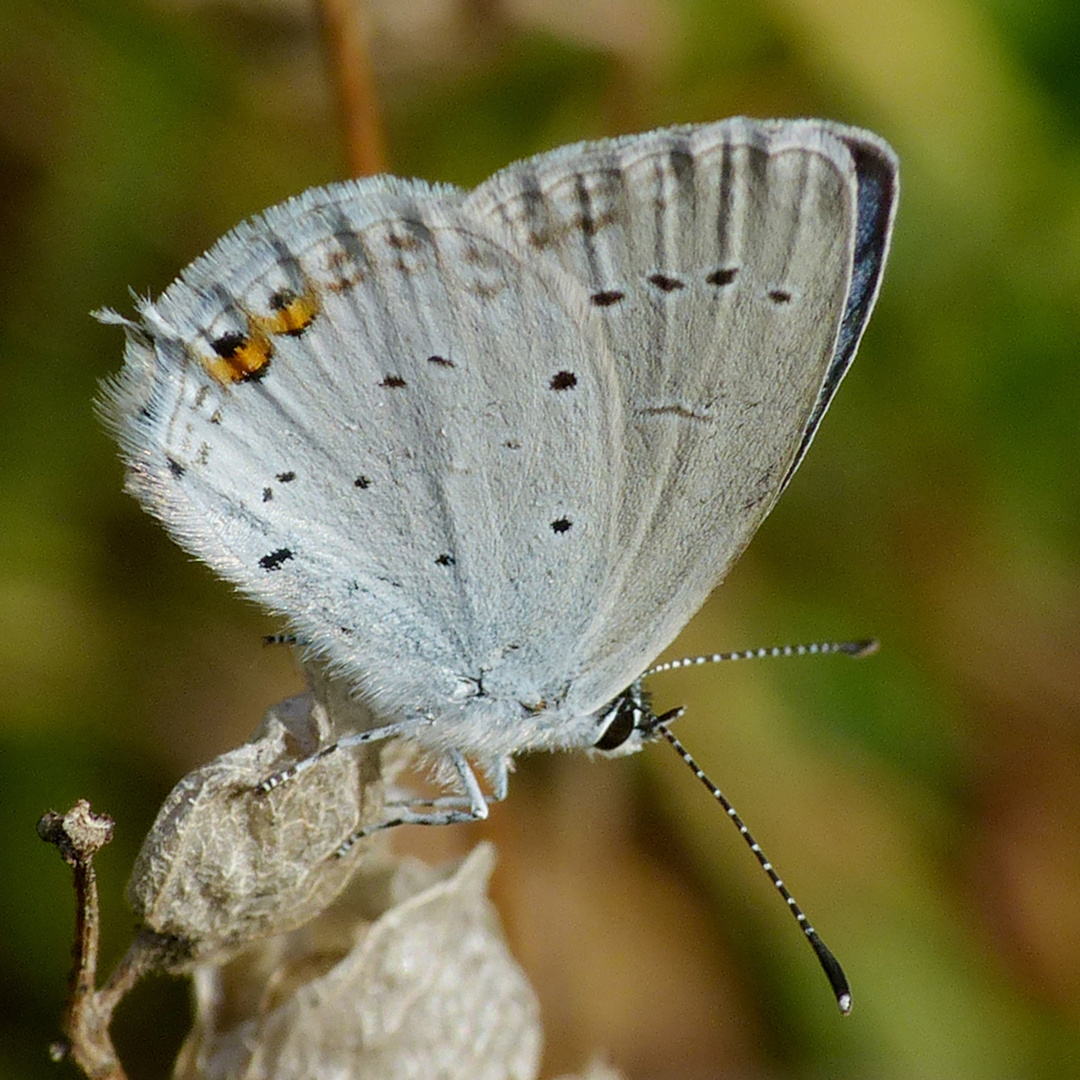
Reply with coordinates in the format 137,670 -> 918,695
2,0 -> 1079,1077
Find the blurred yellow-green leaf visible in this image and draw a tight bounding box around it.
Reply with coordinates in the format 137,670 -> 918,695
2,1 -> 1079,1078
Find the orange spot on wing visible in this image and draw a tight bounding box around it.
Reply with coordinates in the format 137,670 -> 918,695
204,328 -> 274,384
265,288 -> 321,337
200,285 -> 321,385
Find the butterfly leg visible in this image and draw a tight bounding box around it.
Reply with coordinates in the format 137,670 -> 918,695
334,751 -> 505,856
256,716 -> 435,795
381,754 -> 510,812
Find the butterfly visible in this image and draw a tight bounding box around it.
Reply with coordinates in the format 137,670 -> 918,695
100,116 -> 896,841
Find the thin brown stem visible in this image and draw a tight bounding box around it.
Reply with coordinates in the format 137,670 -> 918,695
315,0 -> 387,176
39,801 -> 126,1079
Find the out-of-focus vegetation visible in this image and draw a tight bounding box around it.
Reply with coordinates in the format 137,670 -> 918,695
2,1 -> 1078,1077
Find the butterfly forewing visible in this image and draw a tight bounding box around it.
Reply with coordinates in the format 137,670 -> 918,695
107,184 -> 631,720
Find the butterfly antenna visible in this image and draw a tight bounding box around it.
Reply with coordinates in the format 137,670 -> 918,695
652,714 -> 852,1015
646,637 -> 877,678
645,638 -> 873,1015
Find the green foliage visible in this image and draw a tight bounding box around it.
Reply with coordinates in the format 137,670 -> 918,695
2,1 -> 1079,1077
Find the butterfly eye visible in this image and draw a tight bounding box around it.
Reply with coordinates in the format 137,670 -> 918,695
594,697 -> 636,750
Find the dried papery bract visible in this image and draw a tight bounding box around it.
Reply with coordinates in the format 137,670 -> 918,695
551,1062 -> 627,1080
128,666 -> 385,968
174,843 -> 543,1080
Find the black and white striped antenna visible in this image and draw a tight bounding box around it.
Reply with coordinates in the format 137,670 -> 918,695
644,637 -> 877,1015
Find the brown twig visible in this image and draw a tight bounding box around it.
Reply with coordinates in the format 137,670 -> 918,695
39,801 -> 167,1080
315,0 -> 388,176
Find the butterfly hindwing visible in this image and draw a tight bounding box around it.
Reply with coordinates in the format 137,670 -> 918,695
468,118 -> 897,713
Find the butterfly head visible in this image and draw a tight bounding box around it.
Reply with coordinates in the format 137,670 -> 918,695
591,682 -> 684,756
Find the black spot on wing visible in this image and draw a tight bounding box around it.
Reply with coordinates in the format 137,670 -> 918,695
259,548 -> 294,571
648,273 -> 685,292
212,331 -> 246,358
591,290 -> 624,307
706,268 -> 738,286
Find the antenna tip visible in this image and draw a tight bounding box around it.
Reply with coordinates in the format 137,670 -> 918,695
844,638 -> 879,658
809,931 -> 852,1015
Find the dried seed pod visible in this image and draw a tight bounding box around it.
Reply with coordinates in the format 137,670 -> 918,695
127,678 -> 383,968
